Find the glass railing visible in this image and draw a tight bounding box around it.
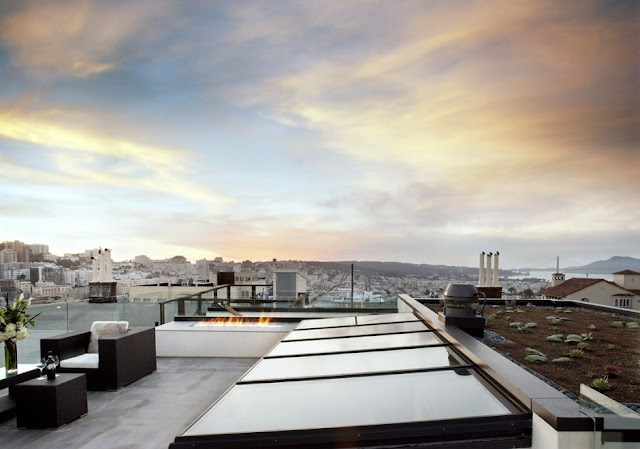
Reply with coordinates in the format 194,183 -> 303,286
158,287 -> 398,324
4,298 -> 160,369
2,289 -> 398,368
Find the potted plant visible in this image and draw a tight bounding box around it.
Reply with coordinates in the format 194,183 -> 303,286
1,293 -> 39,374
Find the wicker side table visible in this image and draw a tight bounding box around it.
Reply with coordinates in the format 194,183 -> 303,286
14,373 -> 88,429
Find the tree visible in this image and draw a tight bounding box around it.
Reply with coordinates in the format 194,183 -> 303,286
521,288 -> 535,299
508,287 -> 517,294
57,259 -> 80,269
29,252 -> 46,263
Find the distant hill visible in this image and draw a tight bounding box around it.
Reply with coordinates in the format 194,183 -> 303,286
565,256 -> 640,273
305,260 -> 517,278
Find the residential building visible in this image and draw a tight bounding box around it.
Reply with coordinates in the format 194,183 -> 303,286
28,243 -> 49,255
1,240 -> 30,262
0,248 -> 17,264
541,269 -> 640,310
273,269 -> 308,303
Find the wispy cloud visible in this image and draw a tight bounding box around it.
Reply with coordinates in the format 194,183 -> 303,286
0,0 -> 637,266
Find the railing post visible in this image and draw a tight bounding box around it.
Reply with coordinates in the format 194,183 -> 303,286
160,303 -> 165,325
178,297 -> 185,316
196,294 -> 203,315
227,286 -> 231,300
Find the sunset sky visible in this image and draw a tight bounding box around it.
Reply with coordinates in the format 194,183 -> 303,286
0,0 -> 638,268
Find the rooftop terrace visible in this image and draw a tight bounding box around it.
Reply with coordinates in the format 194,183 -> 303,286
1,292 -> 639,448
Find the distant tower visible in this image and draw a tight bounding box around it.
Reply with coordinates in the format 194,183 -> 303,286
551,256 -> 565,287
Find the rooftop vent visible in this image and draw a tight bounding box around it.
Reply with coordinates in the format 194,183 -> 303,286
438,283 -> 486,337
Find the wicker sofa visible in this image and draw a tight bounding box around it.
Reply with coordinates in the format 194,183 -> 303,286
40,326 -> 157,391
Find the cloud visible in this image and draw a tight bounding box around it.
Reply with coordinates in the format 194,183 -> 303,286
0,0 -> 187,77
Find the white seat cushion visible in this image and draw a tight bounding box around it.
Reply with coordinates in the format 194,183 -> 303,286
87,321 -> 129,353
60,353 -> 100,369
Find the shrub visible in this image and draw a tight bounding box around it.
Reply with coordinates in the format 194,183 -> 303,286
611,321 -> 624,328
626,322 -> 640,329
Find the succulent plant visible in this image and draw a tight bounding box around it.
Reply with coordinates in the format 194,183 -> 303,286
576,342 -> 590,351
552,357 -> 574,364
569,349 -> 584,358
565,334 -> 583,344
546,335 -> 564,343
611,321 -> 624,328
525,354 -> 548,363
590,377 -> 611,391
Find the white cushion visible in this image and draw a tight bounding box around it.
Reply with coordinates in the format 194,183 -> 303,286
60,353 -> 100,369
87,321 -> 129,353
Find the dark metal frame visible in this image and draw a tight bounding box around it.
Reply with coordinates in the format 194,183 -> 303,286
40,327 -> 157,391
170,414 -> 532,449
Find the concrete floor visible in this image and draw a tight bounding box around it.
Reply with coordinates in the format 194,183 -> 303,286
0,357 -> 257,449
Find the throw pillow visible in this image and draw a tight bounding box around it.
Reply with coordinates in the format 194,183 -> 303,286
87,321 -> 129,353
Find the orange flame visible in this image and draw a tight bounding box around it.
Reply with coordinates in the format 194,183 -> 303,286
193,314 -> 278,327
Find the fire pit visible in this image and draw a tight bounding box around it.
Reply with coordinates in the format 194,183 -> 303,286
156,317 -> 297,358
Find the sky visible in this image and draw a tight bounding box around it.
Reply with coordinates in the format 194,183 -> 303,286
0,0 -> 638,269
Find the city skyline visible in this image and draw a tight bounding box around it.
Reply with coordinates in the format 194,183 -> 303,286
1,1 -> 638,268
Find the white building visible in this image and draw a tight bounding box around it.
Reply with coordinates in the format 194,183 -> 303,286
273,269 -> 308,302
541,269 -> 640,310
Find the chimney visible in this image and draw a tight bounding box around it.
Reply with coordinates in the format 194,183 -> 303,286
485,253 -> 492,288
479,252 -> 485,287
492,251 -> 500,287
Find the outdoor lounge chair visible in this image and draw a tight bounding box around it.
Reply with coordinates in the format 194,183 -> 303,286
40,322 -> 156,391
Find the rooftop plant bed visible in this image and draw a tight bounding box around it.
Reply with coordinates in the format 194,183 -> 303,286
427,304 -> 640,404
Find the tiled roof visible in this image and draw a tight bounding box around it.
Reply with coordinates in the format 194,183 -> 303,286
541,278 -> 605,297
613,270 -> 640,275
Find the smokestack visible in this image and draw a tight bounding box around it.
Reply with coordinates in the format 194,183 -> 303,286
479,252 -> 485,286
485,253 -> 492,288
492,251 -> 499,286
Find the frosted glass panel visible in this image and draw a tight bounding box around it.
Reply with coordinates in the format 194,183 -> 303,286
284,321 -> 427,341
184,370 -> 512,436
269,332 -> 444,356
243,346 -> 463,382
296,316 -> 357,330
355,313 -> 418,325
